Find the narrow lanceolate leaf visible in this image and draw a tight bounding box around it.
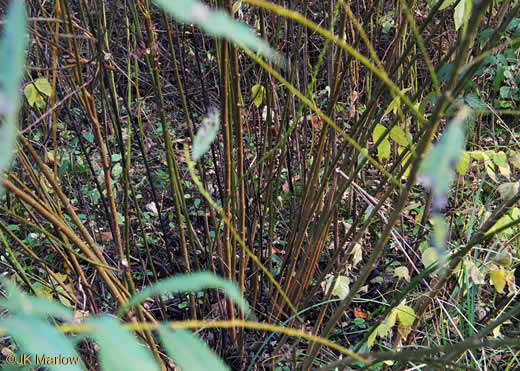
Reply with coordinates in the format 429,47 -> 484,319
118,272 -> 249,317
192,109 -> 220,161
153,0 -> 281,64
0,315 -> 83,371
159,327 -> 229,371
0,0 -> 28,186
419,106 -> 471,210
87,316 -> 159,371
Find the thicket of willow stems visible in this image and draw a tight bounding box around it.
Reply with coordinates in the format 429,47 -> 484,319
2,0 -> 520,369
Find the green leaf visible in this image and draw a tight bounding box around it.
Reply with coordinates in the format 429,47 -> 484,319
0,278 -> 73,321
251,84 -> 265,107
118,272 -> 249,317
419,106 -> 471,209
0,315 -> 83,371
192,109 -> 220,161
438,0 -> 457,10
154,0 -> 281,64
87,316 -> 159,371
390,126 -> 410,146
454,0 -> 471,31
0,0 -> 28,189
456,151 -> 470,175
492,151 -> 510,178
159,327 -> 229,371
373,124 -> 390,163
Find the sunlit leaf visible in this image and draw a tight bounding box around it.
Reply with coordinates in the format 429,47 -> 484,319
489,269 -> 506,293
321,275 -> 350,300
154,0 -> 281,64
251,84 -> 265,107
390,126 -> 409,146
456,151 -> 470,175
465,259 -> 485,285
192,109 -> 220,161
159,327 -> 229,371
393,266 -> 410,282
24,77 -> 52,108
396,304 -> 415,327
492,151 -> 511,178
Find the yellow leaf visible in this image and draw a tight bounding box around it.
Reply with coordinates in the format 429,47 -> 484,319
469,150 -> 486,161
489,269 -> 506,293
422,247 -> 438,269
367,329 -> 377,348
34,77 -> 52,97
394,266 -> 410,282
390,126 -> 409,146
396,304 -> 415,327
397,325 -> 412,338
456,151 -> 470,175
251,84 -> 265,108
492,324 -> 502,338
321,275 -> 350,299
372,123 -> 387,142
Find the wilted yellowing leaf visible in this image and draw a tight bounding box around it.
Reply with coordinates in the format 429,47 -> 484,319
422,247 -> 438,269
394,266 -> 410,282
396,304 -> 415,327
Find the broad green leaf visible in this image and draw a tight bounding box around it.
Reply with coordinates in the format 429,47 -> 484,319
159,327 -> 229,371
251,84 -> 265,107
396,305 -> 415,327
456,151 -> 470,175
154,0 -> 281,64
393,266 -> 410,282
489,269 -> 506,293
192,109 -> 220,161
390,126 -> 409,146
0,278 -> 73,321
87,316 -> 159,371
419,106 -> 471,208
0,315 -> 83,371
118,272 -> 249,317
0,0 -> 28,189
